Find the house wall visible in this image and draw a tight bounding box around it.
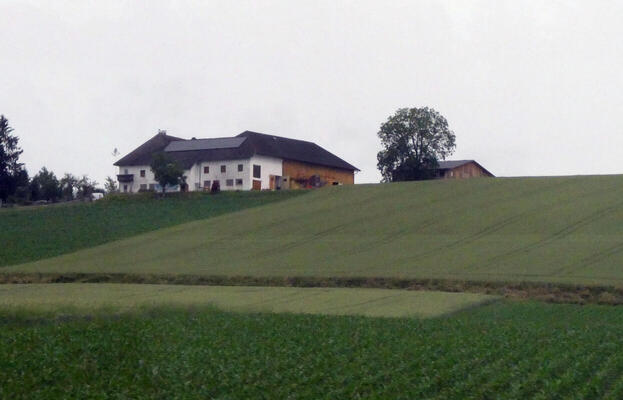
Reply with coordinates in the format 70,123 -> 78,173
282,160 -> 355,189
117,155 -> 284,192
443,162 -> 492,179
117,165 -> 148,193
249,155 -> 283,190
193,158 -> 256,191
117,165 -> 182,193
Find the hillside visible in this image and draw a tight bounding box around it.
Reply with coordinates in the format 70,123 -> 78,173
7,175 -> 623,287
0,191 -> 304,267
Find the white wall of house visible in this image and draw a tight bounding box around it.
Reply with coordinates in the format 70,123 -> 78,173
117,154 -> 283,192
117,165 -> 179,193
117,165 -> 150,193
195,158 -> 251,191
249,155 -> 283,189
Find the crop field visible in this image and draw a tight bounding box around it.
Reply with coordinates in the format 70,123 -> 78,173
3,176 -> 623,398
2,301 -> 623,399
0,190 -> 303,267
0,284 -> 494,318
8,175 -> 623,287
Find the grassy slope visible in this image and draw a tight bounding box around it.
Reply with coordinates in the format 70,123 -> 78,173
2,301 -> 623,399
8,175 -> 623,286
0,190 -> 304,267
0,283 -> 493,318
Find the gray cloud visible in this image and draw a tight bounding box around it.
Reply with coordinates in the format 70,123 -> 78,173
1,0 -> 621,185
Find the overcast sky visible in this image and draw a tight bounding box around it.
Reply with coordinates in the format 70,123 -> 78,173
1,0 -> 622,185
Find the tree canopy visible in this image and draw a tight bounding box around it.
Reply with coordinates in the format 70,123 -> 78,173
30,167 -> 61,202
104,176 -> 118,194
60,173 -> 78,201
376,107 -> 456,182
76,175 -> 98,200
150,153 -> 185,194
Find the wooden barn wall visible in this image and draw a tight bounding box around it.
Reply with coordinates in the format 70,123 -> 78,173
282,160 -> 355,189
444,162 -> 492,179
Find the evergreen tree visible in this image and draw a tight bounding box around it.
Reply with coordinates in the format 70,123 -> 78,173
0,115 -> 24,202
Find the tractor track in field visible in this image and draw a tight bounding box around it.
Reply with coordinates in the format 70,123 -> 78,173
236,179 -> 516,261
323,177 -> 579,264
476,199 -> 623,272
550,241 -> 623,277
384,177 -> 599,267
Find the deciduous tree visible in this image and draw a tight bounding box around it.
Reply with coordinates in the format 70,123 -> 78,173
76,175 -> 97,201
60,173 -> 78,201
377,107 -> 456,182
30,167 -> 61,201
150,152 -> 184,195
104,176 -> 118,194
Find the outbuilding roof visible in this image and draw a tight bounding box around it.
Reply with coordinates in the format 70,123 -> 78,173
436,160 -> 494,177
437,160 -> 475,170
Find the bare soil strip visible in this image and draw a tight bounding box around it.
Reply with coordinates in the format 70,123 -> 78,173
2,272 -> 623,305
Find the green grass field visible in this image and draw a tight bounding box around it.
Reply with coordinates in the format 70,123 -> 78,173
0,190 -> 304,267
0,284 -> 494,318
3,176 -> 623,398
3,301 -> 623,399
8,175 -> 623,287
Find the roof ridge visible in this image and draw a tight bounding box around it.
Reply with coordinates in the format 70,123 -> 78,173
182,136 -> 237,141
237,130 -> 316,144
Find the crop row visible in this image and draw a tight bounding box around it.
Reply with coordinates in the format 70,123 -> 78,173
1,301 -> 623,399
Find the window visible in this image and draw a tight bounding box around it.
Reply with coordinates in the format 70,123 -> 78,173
124,168 -> 129,174
253,164 -> 261,179
140,184 -> 147,190
203,180 -> 211,189
226,179 -> 234,187
221,165 -> 226,173
235,179 -> 243,186
238,164 -> 243,172
204,166 -> 209,174
140,170 -> 145,177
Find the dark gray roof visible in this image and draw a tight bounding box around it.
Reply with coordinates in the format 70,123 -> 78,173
115,130 -> 359,171
165,137 -> 247,152
237,131 -> 359,171
437,160 -> 475,170
113,132 -> 184,166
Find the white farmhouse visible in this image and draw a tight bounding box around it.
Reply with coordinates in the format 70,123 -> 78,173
115,130 -> 358,192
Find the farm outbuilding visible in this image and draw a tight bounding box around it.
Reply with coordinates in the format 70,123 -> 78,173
434,160 -> 494,179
